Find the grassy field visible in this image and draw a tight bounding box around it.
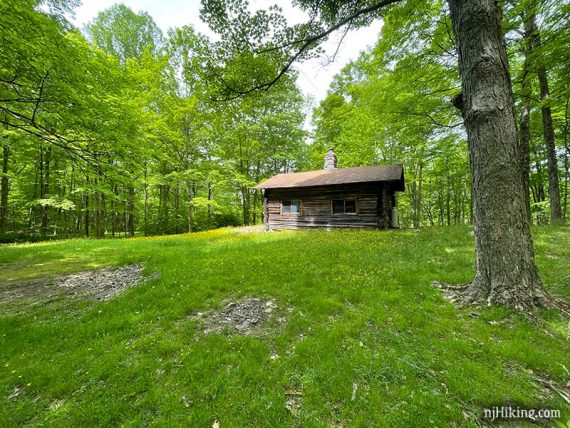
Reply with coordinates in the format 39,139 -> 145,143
0,226 -> 569,427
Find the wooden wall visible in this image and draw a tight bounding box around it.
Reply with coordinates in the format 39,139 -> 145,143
263,182 -> 397,230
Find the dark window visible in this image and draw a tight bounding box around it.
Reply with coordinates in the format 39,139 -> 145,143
332,199 -> 345,214
332,199 -> 357,215
282,200 -> 301,214
345,199 -> 357,214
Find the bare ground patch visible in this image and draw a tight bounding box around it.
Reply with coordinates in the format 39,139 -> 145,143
0,263 -> 156,313
57,264 -> 151,300
190,298 -> 284,335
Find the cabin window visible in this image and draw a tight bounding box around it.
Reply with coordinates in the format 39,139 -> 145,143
332,199 -> 357,215
282,200 -> 301,214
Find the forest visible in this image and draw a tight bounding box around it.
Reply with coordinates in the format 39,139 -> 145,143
1,0 -> 568,242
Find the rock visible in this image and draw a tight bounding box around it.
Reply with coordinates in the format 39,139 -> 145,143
285,397 -> 301,417
236,321 -> 250,332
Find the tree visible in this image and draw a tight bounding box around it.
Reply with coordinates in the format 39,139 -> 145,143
447,0 -> 550,309
200,0 -> 555,310
516,1 -> 562,224
85,5 -> 165,237
84,4 -> 164,64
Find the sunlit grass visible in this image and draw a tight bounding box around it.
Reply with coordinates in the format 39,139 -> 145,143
0,225 -> 568,427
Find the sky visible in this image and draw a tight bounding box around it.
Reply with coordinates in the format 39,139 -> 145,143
72,0 -> 382,105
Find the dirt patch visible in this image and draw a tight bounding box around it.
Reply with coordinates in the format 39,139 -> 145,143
0,276 -> 61,306
191,298 -> 282,335
57,263 -> 150,301
0,263 -> 155,313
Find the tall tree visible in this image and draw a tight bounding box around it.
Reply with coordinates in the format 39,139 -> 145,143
85,5 -> 165,237
520,2 -> 562,223
448,0 -> 549,308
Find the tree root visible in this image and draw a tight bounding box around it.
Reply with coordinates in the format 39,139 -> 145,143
432,280 -> 570,319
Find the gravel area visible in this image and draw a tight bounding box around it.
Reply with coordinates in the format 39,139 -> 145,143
0,263 -> 155,313
57,263 -> 150,301
191,298 -> 280,335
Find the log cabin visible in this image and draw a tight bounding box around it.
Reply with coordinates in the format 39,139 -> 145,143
255,149 -> 405,230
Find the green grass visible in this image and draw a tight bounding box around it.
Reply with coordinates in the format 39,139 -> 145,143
0,226 -> 569,427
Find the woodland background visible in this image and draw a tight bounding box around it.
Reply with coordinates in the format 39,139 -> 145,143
1,0 -> 568,241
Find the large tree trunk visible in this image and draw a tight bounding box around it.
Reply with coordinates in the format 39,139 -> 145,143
448,0 -> 550,309
524,10 -> 562,224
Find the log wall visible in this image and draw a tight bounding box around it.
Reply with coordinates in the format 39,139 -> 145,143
264,183 -> 396,230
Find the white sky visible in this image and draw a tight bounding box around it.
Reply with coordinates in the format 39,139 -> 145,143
73,0 -> 382,104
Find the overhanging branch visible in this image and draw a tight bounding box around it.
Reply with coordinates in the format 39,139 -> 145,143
213,0 -> 402,99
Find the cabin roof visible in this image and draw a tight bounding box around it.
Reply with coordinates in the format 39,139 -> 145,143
255,164 -> 405,191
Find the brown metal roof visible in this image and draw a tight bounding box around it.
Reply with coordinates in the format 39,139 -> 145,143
255,164 -> 405,191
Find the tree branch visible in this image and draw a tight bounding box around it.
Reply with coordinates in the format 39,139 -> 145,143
255,0 -> 400,55
214,0 -> 402,99
31,68 -> 51,124
394,110 -> 462,129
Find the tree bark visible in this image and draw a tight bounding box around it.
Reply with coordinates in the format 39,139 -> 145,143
448,0 -> 550,309
524,10 -> 562,223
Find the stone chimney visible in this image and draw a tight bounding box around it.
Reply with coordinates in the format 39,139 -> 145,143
324,148 -> 338,170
